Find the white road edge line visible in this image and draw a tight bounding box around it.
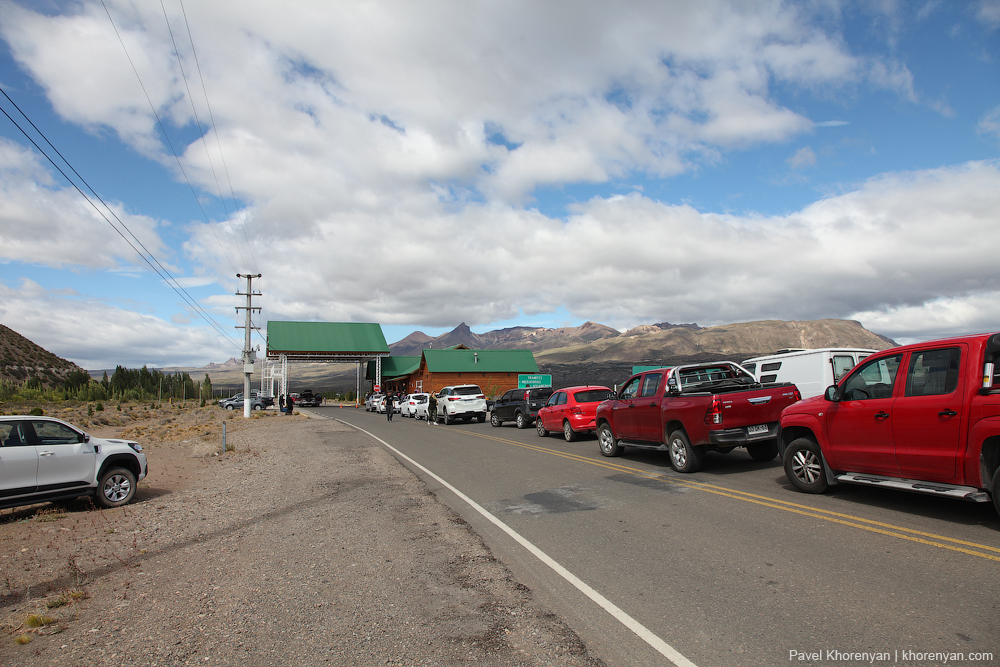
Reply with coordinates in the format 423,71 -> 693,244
338,418 -> 698,667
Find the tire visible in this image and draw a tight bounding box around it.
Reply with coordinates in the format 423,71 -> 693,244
598,423 -> 624,457
563,421 -> 578,442
992,467 -> 1000,518
783,438 -> 829,493
477,414 -> 486,423
515,412 -> 527,429
252,404 -> 261,411
668,430 -> 704,473
442,410 -> 451,425
490,412 -> 502,427
96,467 -> 137,508
746,439 -> 778,462
226,405 -> 235,411
536,418 -> 549,437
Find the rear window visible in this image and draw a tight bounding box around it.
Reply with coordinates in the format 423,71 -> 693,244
454,386 -> 483,396
415,396 -> 428,403
574,389 -> 614,403
530,387 -> 553,399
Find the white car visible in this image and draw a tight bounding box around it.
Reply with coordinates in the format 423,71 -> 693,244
407,393 -> 430,419
436,385 -> 488,424
365,394 -> 383,412
0,416 -> 148,510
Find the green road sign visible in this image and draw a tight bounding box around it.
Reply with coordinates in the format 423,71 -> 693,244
518,374 -> 552,388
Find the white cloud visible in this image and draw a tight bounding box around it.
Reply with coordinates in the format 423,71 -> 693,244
0,279 -> 232,368
976,0 -> 1000,29
978,104 -> 1000,144
0,0 -> 872,204
788,146 -> 817,169
0,139 -> 170,270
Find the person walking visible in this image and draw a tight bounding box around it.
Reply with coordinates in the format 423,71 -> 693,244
427,391 -> 437,425
386,391 -> 394,421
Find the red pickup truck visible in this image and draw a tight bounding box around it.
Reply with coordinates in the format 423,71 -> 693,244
595,362 -> 801,472
779,332 -> 1000,516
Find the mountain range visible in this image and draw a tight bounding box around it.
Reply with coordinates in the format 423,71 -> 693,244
3,318 -> 898,393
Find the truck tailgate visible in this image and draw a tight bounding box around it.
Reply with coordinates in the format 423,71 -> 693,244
719,385 -> 799,430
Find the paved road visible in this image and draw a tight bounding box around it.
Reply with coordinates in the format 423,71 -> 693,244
316,406 -> 1000,667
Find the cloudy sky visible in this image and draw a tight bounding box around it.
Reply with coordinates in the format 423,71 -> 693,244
0,0 -> 998,370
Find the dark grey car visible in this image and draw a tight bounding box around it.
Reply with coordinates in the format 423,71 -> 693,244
490,387 -> 554,429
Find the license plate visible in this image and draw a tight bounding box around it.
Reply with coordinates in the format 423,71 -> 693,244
747,424 -> 769,436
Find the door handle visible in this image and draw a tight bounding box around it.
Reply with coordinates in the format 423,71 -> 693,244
874,411 -> 890,420
39,451 -> 55,457
938,409 -> 957,417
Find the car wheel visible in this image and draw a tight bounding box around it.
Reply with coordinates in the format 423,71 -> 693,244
252,404 -> 261,411
668,430 -> 704,473
746,439 -> 778,461
991,466 -> 1000,518
442,410 -> 451,425
477,413 -> 486,423
536,418 -> 549,437
515,412 -> 527,429
563,421 -> 578,442
783,438 -> 828,493
226,405 -> 235,411
96,467 -> 137,508
598,423 -> 624,457
490,412 -> 502,427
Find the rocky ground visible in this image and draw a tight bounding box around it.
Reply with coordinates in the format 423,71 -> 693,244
0,402 -> 605,666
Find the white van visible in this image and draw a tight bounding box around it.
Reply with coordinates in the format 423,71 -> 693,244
741,348 -> 876,399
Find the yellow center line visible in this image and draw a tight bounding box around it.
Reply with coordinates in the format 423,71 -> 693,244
469,430 -> 1000,562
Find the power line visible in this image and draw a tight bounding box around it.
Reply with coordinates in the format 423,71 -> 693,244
159,0 -> 253,273
177,0 -> 259,273
100,0 -> 242,275
0,90 -> 242,349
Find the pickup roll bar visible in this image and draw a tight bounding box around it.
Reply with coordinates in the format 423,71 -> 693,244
980,333 -> 1000,392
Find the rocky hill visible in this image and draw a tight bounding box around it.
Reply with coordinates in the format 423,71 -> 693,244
533,319 -> 896,388
0,324 -> 86,388
390,321 -> 622,355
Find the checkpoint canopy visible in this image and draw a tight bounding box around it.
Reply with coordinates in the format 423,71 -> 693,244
266,321 -> 389,362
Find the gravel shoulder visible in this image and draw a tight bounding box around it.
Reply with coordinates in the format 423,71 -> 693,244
0,406 -> 605,666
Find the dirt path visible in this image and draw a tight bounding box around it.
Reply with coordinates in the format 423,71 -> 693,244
0,407 -> 604,666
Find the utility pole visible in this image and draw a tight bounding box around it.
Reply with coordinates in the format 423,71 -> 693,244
235,273 -> 262,418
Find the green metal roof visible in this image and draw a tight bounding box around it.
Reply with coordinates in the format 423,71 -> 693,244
267,321 -> 388,358
423,348 -> 538,373
366,356 -> 421,380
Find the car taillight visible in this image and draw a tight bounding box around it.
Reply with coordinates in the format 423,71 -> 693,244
704,396 -> 723,425
792,388 -> 802,402
569,407 -> 583,415
477,395 -> 485,399
523,390 -> 530,401
448,396 -> 460,401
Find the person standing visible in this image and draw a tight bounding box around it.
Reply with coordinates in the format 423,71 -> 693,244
286,393 -> 294,416
427,391 -> 437,425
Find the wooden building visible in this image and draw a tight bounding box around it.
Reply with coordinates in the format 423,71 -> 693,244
368,348 -> 539,397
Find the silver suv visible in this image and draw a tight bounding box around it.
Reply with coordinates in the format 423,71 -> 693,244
436,385 -> 488,424
0,416 -> 148,510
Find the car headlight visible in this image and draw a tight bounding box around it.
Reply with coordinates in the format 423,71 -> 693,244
128,442 -> 144,453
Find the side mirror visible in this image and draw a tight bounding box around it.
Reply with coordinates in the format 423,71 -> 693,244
824,385 -> 841,402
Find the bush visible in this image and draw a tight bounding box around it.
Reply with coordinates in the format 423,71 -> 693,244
95,401 -> 104,411
29,407 -> 44,416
